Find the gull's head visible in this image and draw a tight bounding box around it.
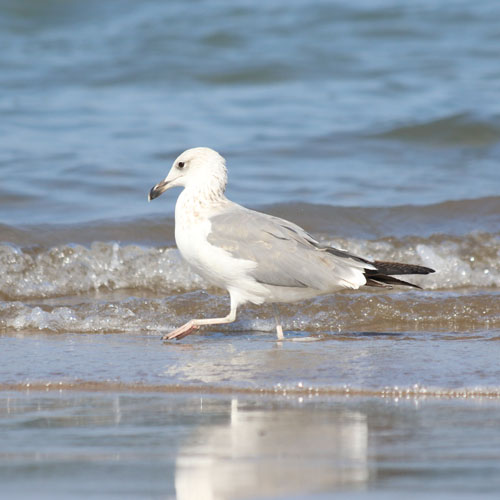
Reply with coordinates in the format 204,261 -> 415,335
148,147 -> 228,201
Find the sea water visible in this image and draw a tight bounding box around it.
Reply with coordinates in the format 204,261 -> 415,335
1,0 -> 499,498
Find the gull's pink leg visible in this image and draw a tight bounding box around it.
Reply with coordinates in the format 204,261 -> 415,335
162,304 -> 238,341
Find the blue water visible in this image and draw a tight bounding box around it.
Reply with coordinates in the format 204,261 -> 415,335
1,0 -> 500,225
1,1 -> 500,498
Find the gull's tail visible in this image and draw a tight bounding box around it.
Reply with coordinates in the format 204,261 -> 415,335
322,247 -> 435,289
364,261 -> 435,289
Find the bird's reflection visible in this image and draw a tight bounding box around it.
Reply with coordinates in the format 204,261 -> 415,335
175,399 -> 369,499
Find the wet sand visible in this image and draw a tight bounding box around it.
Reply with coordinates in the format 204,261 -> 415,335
1,330 -> 500,498
1,390 -> 500,499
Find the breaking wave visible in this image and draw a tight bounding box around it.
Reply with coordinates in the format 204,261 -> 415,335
0,230 -> 498,301
1,199 -> 498,334
0,243 -> 203,300
1,290 -> 498,334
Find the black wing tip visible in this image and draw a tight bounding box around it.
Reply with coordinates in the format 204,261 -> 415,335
408,264 -> 435,275
365,274 -> 423,289
372,261 -> 435,276
364,261 -> 435,289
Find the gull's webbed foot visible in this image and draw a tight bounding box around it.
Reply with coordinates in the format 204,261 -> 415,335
162,321 -> 200,340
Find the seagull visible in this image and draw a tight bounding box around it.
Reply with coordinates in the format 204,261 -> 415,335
149,147 -> 434,341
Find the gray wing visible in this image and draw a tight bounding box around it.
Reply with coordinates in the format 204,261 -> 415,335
207,206 -> 372,290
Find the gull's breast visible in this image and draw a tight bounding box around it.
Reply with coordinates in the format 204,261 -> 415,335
175,215 -> 269,304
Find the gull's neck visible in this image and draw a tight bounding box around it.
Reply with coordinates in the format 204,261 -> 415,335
182,178 -> 228,203
176,183 -> 229,223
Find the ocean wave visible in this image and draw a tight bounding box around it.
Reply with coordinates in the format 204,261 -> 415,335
0,298 -> 174,334
0,242 -> 204,300
0,231 -> 498,303
1,290 -> 498,335
2,197 -> 497,249
374,113 -> 500,147
322,232 -> 499,290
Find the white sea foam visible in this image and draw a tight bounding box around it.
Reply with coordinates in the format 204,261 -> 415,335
324,232 -> 499,290
0,242 -> 205,300
0,233 -> 498,301
1,290 -> 498,335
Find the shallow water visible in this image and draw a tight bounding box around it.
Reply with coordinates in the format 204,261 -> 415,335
2,330 -> 500,395
1,392 -> 500,499
1,0 -> 500,497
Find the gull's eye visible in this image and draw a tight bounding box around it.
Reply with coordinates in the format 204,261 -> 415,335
177,161 -> 185,169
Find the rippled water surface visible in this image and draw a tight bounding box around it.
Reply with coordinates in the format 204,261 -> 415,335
2,392 -> 500,499
1,0 -> 500,498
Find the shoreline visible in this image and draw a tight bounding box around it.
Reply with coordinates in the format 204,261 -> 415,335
2,380 -> 499,400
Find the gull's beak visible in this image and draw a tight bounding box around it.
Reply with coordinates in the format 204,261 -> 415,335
148,179 -> 170,201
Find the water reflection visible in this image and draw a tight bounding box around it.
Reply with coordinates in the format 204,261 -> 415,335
175,399 -> 369,499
